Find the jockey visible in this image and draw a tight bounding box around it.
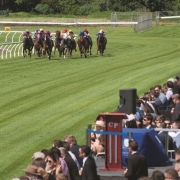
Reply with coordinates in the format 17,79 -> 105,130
33,29 -> 39,39
84,28 -> 90,36
96,29 -> 105,37
45,30 -> 52,39
61,28 -> 68,39
78,30 -> 85,37
68,29 -> 77,51
40,28 -> 45,39
68,29 -> 75,38
22,29 -> 32,38
22,29 -> 33,45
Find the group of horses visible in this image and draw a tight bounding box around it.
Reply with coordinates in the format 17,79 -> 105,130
22,31 -> 107,60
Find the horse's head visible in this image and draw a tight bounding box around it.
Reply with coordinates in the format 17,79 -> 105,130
98,33 -> 103,39
56,31 -> 61,37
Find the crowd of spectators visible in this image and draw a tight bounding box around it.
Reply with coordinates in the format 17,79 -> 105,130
13,136 -> 99,180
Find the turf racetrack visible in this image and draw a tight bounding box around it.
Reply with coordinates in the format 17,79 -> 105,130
0,25 -> 180,179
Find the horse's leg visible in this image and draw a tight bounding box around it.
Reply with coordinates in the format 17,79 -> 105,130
58,46 -> 61,57
97,45 -> 99,55
64,48 -> 67,59
54,46 -> 56,55
23,48 -> 27,58
89,45 -> 92,56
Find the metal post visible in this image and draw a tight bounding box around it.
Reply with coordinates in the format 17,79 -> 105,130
165,131 -> 169,155
128,132 -> 132,141
86,124 -> 92,146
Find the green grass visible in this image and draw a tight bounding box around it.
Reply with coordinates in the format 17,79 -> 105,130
0,25 -> 180,179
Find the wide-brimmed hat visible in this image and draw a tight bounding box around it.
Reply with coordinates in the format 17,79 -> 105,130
167,78 -> 175,83
126,114 -> 135,121
32,152 -> 45,160
23,165 -> 41,175
95,120 -> 105,127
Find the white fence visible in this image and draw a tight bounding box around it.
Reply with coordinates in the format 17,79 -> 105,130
0,31 -> 23,59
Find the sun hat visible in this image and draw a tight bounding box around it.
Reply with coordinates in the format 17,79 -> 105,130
32,152 -> 45,160
167,78 -> 175,83
23,165 -> 41,175
126,114 -> 135,121
95,120 -> 105,128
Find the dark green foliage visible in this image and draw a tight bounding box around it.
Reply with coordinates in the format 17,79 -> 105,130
34,3 -> 54,14
1,0 -> 178,14
80,4 -> 99,15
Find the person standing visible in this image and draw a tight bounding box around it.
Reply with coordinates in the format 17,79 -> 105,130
79,145 -> 99,180
171,94 -> 180,122
124,140 -> 148,180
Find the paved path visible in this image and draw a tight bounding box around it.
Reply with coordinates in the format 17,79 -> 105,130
96,157 -> 174,180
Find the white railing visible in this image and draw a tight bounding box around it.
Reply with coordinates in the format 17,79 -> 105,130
0,31 -> 23,59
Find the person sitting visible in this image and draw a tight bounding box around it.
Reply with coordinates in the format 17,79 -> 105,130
83,28 -> 90,36
33,28 -> 39,39
91,120 -> 105,155
61,28 -> 68,39
22,29 -> 33,45
142,113 -> 154,129
96,29 -> 105,37
153,84 -> 168,107
39,28 -> 45,40
45,30 -> 52,39
78,30 -> 85,37
68,29 -> 77,51
68,29 -> 75,37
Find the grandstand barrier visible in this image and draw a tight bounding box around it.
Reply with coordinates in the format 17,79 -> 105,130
87,118 -> 180,169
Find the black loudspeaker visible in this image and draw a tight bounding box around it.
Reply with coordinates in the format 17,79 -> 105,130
118,88 -> 137,114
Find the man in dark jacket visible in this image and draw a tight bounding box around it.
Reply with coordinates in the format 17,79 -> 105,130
79,145 -> 99,180
124,140 -> 148,180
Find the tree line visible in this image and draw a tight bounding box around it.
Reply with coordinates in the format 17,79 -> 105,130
1,0 -> 179,15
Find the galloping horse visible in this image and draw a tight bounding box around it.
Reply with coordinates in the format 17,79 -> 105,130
67,38 -> 77,57
54,30 -> 61,56
77,36 -> 89,58
22,36 -> 34,58
59,38 -> 68,59
33,34 -> 43,58
86,36 -> 92,55
97,33 -> 107,56
42,34 -> 53,60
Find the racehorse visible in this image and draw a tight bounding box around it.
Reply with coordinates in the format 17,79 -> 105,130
67,38 -> 77,57
22,36 -> 34,58
59,38 -> 68,59
97,33 -> 107,56
33,35 -> 43,58
42,34 -> 53,60
54,30 -> 61,56
86,36 -> 92,55
77,36 -> 89,58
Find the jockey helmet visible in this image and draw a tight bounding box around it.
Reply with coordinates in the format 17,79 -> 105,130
36,29 -> 39,32
84,28 -> 87,31
40,28 -> 43,31
69,29 -> 72,33
26,29 -> 29,32
63,28 -> 67,33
